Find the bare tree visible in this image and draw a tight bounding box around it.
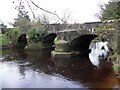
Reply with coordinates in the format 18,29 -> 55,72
13,0 -> 73,24
61,9 -> 73,24
40,13 -> 53,25
29,0 -> 66,23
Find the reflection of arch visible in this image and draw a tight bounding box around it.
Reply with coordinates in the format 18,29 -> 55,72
42,33 -> 57,44
69,34 -> 98,52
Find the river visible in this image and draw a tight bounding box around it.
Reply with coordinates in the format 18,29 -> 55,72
0,49 -> 119,89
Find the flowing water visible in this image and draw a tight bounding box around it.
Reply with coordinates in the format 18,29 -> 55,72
0,49 -> 119,89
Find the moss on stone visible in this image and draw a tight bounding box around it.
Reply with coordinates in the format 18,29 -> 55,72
25,42 -> 43,50
55,40 -> 70,52
55,40 -> 68,44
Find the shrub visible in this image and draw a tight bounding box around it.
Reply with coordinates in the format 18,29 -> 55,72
27,29 -> 47,43
5,28 -> 20,45
0,34 -> 9,46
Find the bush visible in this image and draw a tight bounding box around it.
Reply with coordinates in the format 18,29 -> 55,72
5,28 -> 20,45
0,34 -> 8,46
27,29 -> 47,43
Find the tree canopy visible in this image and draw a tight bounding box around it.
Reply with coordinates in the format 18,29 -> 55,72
98,1 -> 120,20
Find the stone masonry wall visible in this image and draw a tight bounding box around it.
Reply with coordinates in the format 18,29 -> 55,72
95,30 -> 117,50
46,20 -> 117,50
57,29 -> 117,50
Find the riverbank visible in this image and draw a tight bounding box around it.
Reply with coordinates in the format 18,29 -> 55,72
109,53 -> 120,78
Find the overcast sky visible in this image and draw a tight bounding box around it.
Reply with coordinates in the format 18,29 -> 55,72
0,0 -> 109,27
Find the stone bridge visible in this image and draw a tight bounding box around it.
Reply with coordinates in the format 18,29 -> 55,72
42,29 -> 117,51
42,29 -> 98,52
16,29 -> 98,52
41,29 -> 98,58
16,28 -> 117,52
15,19 -> 119,58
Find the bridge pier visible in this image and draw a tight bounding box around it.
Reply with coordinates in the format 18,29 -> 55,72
51,51 -> 80,59
51,39 -> 80,59
51,32 -> 97,59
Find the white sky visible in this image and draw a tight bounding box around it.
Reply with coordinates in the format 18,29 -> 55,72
0,0 -> 109,27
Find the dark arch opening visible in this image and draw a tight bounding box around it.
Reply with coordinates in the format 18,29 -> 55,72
15,34 -> 27,49
42,33 -> 57,45
69,34 -> 98,52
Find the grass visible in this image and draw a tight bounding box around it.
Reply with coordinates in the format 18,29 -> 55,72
0,34 -> 8,46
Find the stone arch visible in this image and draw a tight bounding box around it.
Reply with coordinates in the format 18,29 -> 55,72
42,33 -> 57,45
69,34 -> 98,52
15,34 -> 27,49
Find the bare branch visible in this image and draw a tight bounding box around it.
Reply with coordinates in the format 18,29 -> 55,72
29,0 -> 65,23
25,0 -> 35,19
18,0 -> 22,12
62,9 -> 72,24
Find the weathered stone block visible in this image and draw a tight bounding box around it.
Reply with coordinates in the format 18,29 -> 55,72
55,40 -> 70,52
51,51 -> 80,59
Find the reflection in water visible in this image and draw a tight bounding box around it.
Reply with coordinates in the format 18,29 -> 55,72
0,62 -> 82,88
0,49 -> 119,89
53,55 -> 119,89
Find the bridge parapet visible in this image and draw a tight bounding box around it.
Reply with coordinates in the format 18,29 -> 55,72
57,29 -> 93,42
